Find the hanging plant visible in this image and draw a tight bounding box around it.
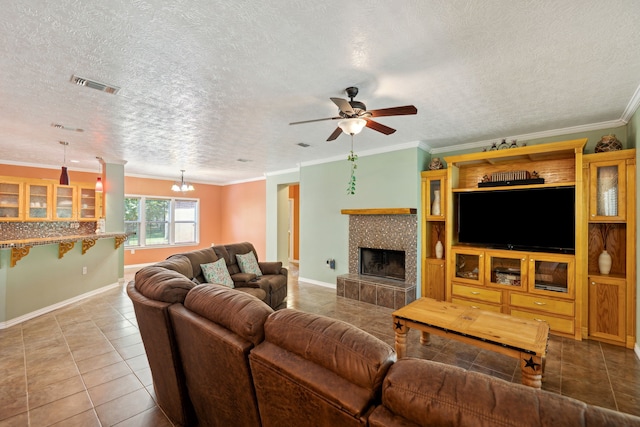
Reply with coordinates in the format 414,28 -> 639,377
347,150 -> 358,195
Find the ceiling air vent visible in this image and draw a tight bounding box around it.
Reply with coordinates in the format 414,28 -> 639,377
297,142 -> 310,148
70,74 -> 120,94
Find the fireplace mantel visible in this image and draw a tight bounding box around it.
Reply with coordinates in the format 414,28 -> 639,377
341,208 -> 416,215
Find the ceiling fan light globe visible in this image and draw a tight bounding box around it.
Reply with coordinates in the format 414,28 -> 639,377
338,118 -> 366,135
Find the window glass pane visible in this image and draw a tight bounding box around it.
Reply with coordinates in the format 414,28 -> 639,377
146,199 -> 170,221
175,223 -> 196,244
146,222 -> 169,245
175,200 -> 197,221
124,198 -> 140,221
124,223 -> 139,246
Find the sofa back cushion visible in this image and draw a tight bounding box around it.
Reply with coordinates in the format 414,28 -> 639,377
154,255 -> 193,279
217,242 -> 257,276
264,309 -> 395,390
368,358 -> 640,427
134,266 -> 196,303
174,247 -> 217,283
184,284 -> 273,346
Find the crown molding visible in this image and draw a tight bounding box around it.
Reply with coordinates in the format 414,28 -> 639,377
621,83 -> 640,123
430,119 -> 627,154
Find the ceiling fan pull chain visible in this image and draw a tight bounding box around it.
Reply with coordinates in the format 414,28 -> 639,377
347,134 -> 358,195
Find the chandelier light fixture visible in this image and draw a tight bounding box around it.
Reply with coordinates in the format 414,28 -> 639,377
172,170 -> 195,192
95,156 -> 103,193
338,118 -> 366,136
59,141 -> 70,185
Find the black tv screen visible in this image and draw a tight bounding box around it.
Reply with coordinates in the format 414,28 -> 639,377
456,186 -> 575,253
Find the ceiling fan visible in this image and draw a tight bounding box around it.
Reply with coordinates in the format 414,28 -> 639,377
289,87 -> 418,141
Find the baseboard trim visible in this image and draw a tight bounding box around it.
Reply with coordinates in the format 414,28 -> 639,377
0,282 -> 121,330
299,277 -> 336,289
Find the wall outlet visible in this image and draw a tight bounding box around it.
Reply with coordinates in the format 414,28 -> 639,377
130,249 -> 135,254
82,266 -> 87,275
326,259 -> 335,269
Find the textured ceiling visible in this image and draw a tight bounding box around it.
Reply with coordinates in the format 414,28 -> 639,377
1,1 -> 639,184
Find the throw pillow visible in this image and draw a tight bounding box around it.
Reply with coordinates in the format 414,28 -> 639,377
201,258 -> 234,288
236,251 -> 262,277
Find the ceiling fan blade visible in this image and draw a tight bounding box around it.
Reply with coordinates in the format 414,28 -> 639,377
365,119 -> 396,135
326,127 -> 343,141
330,97 -> 355,116
289,116 -> 341,125
368,105 -> 417,117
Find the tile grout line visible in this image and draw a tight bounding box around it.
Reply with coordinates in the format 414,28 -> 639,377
53,311 -> 104,426
600,343 -> 619,411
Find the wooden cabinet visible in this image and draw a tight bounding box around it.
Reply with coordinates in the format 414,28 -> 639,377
588,275 -> 626,343
54,185 -> 76,220
439,139 -> 586,340
0,176 -> 100,223
583,150 -> 635,348
421,169 -> 447,300
0,179 -> 23,220
423,258 -> 445,300
25,182 -> 52,220
78,185 -> 100,220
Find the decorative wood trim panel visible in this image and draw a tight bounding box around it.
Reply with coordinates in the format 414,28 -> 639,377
58,241 -> 75,259
341,208 -> 417,215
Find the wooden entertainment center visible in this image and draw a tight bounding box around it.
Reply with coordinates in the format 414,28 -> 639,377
421,138 -> 636,348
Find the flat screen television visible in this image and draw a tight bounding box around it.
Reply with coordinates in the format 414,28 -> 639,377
456,186 -> 575,254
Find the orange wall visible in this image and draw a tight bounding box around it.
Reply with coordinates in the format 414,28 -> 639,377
123,175 -> 223,265
1,164 -> 99,183
219,180 -> 267,259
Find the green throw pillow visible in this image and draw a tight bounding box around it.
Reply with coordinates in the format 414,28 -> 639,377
201,258 -> 234,288
236,251 -> 262,277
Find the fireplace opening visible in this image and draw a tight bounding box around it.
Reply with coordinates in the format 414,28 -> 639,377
359,247 -> 406,281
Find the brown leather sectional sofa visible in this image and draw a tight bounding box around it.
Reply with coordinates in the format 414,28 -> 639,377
128,244 -> 640,427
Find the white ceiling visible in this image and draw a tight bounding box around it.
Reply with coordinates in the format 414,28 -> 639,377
1,1 -> 639,184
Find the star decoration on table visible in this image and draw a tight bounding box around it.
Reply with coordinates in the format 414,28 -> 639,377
524,356 -> 541,371
394,320 -> 404,330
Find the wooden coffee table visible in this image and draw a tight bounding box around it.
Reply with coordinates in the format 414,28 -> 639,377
392,298 -> 549,388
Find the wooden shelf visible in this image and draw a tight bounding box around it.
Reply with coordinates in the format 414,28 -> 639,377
341,208 -> 416,215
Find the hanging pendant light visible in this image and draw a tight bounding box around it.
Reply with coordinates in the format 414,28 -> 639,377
95,157 -> 103,193
59,141 -> 70,185
172,170 -> 195,192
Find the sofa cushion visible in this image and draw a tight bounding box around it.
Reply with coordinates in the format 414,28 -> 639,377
236,251 -> 262,277
184,284 -> 273,346
222,242 -> 257,275
176,247 -> 218,282
134,266 -> 196,303
201,258 -> 234,288
155,255 -> 194,278
258,261 -> 283,275
262,308 -> 396,391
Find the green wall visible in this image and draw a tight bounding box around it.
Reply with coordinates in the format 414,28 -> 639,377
297,147 -> 426,286
0,238 -> 120,325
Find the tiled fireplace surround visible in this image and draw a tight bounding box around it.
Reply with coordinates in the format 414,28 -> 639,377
337,212 -> 417,309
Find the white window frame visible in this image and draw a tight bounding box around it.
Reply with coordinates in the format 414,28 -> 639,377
124,195 -> 200,248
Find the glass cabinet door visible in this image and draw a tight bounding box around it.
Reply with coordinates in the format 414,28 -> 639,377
452,248 -> 483,286
0,181 -> 22,220
26,183 -> 51,220
55,185 -> 76,220
485,250 -> 527,289
528,254 -> 574,298
423,170 -> 446,220
78,186 -> 97,219
590,160 -> 626,221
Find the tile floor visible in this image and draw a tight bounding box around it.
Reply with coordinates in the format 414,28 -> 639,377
1,264 -> 639,426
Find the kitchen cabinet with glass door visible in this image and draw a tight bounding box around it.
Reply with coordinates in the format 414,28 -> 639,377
25,181 -> 52,220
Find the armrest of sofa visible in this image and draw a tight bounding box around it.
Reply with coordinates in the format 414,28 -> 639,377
258,261 -> 283,275
232,272 -> 259,287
